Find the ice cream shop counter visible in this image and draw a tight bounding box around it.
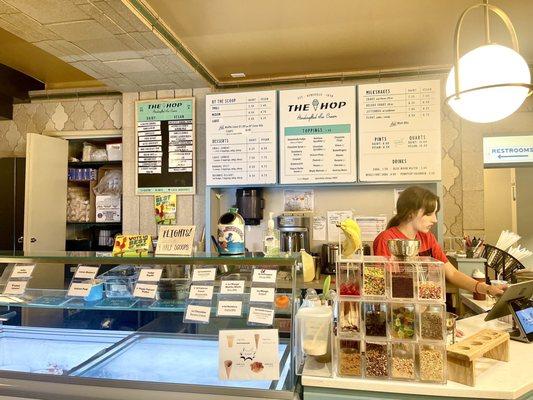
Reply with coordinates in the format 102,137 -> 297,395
0,251 -> 299,400
302,313 -> 533,400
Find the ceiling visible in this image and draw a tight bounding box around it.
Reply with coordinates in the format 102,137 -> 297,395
0,26 -> 101,89
142,0 -> 533,84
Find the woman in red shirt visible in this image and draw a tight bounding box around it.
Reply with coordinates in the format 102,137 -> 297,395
373,186 -> 504,297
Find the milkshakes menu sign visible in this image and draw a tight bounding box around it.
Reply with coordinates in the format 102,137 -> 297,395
279,86 -> 357,184
358,80 -> 441,181
483,135 -> 533,165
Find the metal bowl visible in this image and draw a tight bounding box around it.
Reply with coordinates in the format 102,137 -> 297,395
387,239 -> 420,258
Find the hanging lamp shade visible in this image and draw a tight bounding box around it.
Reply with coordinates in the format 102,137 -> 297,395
446,44 -> 531,123
445,1 -> 532,123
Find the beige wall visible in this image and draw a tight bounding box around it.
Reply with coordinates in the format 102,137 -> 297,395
483,168 -> 516,245
3,76 -> 533,245
516,167 -> 533,269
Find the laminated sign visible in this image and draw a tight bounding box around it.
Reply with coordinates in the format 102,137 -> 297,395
112,234 -> 153,256
155,225 -> 196,256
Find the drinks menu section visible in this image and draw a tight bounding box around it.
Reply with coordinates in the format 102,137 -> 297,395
279,86 -> 357,184
206,91 -> 277,186
136,99 -> 195,194
358,80 -> 441,181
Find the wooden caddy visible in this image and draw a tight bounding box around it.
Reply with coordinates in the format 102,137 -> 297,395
446,329 -> 510,386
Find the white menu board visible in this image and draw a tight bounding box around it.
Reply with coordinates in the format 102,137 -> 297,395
358,80 -> 441,181
279,86 -> 357,184
206,91 -> 277,186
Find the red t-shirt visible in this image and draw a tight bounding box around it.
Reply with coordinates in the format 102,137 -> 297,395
373,226 -> 448,263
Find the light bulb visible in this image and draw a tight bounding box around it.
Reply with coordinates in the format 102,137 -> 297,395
446,44 -> 531,123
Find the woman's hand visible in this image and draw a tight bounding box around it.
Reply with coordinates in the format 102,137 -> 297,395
484,283 -> 506,297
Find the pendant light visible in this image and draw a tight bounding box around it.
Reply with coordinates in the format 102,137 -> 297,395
445,0 -> 532,123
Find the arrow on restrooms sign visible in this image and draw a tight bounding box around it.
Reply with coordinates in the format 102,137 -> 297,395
498,154 -> 529,159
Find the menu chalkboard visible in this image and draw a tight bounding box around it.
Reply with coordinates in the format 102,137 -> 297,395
135,99 -> 195,195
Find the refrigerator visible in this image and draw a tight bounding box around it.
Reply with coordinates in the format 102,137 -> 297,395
0,157 -> 25,251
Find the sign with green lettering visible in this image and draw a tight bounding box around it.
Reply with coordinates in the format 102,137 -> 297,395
135,98 -> 195,195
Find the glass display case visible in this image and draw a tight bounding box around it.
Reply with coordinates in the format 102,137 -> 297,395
0,251 -> 299,400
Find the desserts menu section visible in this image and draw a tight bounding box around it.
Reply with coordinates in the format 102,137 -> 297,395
358,80 -> 441,181
136,99 -> 195,194
279,86 -> 357,184
206,91 -> 277,186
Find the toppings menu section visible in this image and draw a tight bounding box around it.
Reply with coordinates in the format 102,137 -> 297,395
135,99 -> 195,194
279,86 -> 357,184
358,80 -> 441,181
206,91 -> 277,186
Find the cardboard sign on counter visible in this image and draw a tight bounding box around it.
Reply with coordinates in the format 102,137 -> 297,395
3,280 -> 28,296
155,225 -> 195,256
112,235 -> 153,256
11,264 -> 35,279
219,329 -> 279,381
74,266 -> 99,280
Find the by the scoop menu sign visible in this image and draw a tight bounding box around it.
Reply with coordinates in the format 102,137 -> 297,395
358,80 -> 441,181
279,86 -> 357,184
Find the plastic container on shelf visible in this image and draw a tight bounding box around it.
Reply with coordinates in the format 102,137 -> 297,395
417,263 -> 445,302
98,265 -> 140,298
419,304 -> 446,341
418,342 -> 447,383
391,342 -> 416,380
390,265 -> 415,299
389,303 -> 416,340
364,341 -> 389,379
362,263 -> 386,298
338,263 -> 361,298
363,302 -> 387,338
338,301 -> 361,338
337,339 -> 362,377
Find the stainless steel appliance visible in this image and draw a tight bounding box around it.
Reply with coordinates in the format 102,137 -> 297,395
277,215 -> 310,253
321,243 -> 339,275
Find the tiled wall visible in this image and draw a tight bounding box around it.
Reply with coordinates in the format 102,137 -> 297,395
0,97 -> 122,154
5,78 -> 533,241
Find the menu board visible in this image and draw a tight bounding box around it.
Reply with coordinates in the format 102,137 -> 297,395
135,99 -> 195,194
206,91 -> 277,186
279,86 -> 357,184
358,80 -> 441,181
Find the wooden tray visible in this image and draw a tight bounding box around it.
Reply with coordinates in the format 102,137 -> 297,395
447,329 -> 510,386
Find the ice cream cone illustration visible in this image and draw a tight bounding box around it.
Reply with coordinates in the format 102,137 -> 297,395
254,333 -> 260,349
227,335 -> 234,348
224,360 -> 232,379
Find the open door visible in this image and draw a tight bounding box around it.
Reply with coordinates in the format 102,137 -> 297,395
23,133 -> 68,252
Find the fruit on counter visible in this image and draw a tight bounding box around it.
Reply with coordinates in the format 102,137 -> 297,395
301,249 -> 315,282
391,305 -> 415,339
339,282 -> 360,296
275,295 -> 290,309
339,218 -> 362,257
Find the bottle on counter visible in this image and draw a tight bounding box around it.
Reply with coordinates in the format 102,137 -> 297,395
263,212 -> 280,256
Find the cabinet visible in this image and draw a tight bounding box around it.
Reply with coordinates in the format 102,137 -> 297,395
0,251 -> 298,400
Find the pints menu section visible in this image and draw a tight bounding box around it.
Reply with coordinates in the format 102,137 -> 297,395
279,86 -> 357,184
206,91 -> 277,186
358,80 -> 441,181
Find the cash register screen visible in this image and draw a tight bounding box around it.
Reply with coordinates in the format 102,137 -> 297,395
515,306 -> 533,334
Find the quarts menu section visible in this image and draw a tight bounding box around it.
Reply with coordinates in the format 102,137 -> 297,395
279,86 -> 357,184
206,91 -> 277,186
358,80 -> 441,181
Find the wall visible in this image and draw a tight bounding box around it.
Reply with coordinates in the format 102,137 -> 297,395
0,96 -> 122,156
483,168 -> 516,245
3,75 -> 533,247
516,167 -> 533,269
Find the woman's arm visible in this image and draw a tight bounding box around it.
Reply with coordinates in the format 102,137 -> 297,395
444,262 -> 504,296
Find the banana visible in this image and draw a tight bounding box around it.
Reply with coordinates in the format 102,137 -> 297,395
339,218 -> 362,257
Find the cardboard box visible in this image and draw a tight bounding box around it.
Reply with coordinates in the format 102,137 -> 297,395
96,195 -> 121,222
106,143 -> 122,161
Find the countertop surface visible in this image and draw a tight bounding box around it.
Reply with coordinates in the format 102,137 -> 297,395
302,314 -> 533,399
